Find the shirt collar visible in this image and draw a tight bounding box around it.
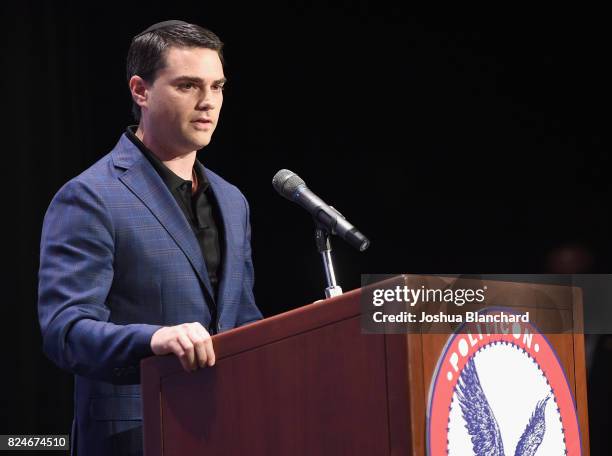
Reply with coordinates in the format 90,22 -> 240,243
125,125 -> 210,192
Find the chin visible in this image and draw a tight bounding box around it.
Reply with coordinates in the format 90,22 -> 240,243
185,135 -> 212,151
195,138 -> 212,149
196,130 -> 215,145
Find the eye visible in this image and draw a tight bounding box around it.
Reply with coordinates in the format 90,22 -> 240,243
212,84 -> 225,92
178,82 -> 196,91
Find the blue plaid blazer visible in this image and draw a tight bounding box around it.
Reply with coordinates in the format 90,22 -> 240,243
38,133 -> 262,455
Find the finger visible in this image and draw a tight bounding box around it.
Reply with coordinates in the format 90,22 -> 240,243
186,324 -> 208,368
168,340 -> 191,372
177,331 -> 196,371
196,326 -> 215,367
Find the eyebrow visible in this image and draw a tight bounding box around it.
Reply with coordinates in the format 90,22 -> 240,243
172,76 -> 227,85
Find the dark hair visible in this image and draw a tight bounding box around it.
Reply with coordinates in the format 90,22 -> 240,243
126,22 -> 224,121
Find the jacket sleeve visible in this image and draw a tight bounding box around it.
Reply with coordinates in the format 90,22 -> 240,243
236,193 -> 264,327
38,178 -> 161,384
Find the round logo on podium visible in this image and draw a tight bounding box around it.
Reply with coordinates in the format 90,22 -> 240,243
427,308 -> 581,456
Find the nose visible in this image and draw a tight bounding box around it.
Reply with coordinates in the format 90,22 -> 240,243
196,88 -> 215,111
196,99 -> 213,112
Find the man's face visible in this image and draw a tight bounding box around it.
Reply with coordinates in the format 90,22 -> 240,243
142,47 -> 225,154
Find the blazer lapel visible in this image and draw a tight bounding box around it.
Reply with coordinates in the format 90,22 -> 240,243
111,135 -> 215,302
204,166 -> 242,315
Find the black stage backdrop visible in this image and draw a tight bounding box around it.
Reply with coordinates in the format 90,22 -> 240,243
1,2 -> 610,452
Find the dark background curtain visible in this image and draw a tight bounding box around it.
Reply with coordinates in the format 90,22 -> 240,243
1,1 -> 609,452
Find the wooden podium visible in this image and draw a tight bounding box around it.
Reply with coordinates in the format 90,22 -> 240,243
141,275 -> 589,455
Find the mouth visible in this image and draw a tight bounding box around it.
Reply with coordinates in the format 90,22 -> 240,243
191,118 -> 213,129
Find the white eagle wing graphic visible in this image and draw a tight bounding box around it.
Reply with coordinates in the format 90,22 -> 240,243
456,358 -> 505,456
513,396 -> 551,456
456,358 -> 550,456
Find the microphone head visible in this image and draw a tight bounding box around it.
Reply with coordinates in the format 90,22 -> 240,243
272,169 -> 306,200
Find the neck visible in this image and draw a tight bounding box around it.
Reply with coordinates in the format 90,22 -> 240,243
135,124 -> 196,181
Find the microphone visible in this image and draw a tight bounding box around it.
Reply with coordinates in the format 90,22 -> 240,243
272,169 -> 370,251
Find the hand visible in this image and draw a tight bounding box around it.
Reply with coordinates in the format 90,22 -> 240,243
150,322 -> 215,372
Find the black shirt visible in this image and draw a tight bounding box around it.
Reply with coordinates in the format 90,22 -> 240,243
125,126 -> 223,307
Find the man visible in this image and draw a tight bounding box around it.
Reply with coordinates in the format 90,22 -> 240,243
38,20 -> 262,455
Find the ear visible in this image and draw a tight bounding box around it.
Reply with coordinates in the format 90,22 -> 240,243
129,75 -> 149,110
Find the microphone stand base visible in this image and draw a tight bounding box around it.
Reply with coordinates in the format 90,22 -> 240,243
325,285 -> 343,299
